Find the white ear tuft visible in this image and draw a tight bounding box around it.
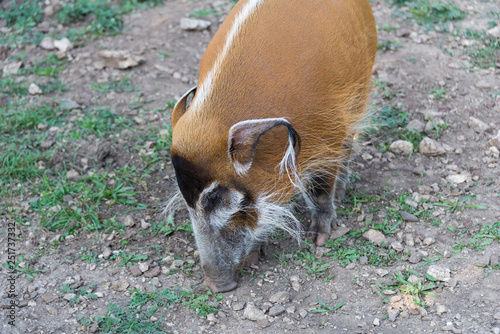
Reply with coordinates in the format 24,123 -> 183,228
227,118 -> 301,178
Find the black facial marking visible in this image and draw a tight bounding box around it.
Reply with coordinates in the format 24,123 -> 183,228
202,186 -> 229,213
172,155 -> 212,208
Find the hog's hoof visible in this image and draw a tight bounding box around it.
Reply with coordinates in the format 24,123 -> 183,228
203,276 -> 238,293
315,233 -> 330,246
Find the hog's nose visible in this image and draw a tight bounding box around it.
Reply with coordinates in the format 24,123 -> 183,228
203,276 -> 238,293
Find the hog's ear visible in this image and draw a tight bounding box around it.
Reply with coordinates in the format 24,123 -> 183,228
171,86 -> 196,128
228,118 -> 301,176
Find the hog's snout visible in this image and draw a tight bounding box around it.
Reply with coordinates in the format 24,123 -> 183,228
203,275 -> 238,293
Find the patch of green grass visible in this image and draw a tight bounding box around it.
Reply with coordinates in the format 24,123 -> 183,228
377,40 -> 403,53
119,0 -> 165,14
325,237 -> 401,267
60,281 -> 98,306
311,298 -> 345,314
190,8 -> 220,18
157,50 -> 173,59
374,104 -> 408,131
30,171 -> 146,235
430,195 -> 488,213
77,108 -> 133,138
56,0 -> 163,38
111,251 -> 148,267
0,138 -> 49,185
37,78 -> 70,94
452,239 -> 491,253
293,249 -> 331,278
476,222 -> 500,242
429,86 -> 446,99
21,53 -> 68,78
82,285 -> 221,332
2,254 -> 45,282
91,77 -> 137,94
461,29 -> 500,69
372,79 -> 393,100
0,103 -> 59,134
150,215 -> 193,237
57,0 -> 122,35
0,0 -> 43,31
379,24 -> 398,32
0,78 -> 29,97
392,0 -> 465,31
452,222 -> 499,253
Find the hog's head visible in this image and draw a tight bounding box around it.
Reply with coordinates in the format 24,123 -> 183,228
169,87 -> 301,292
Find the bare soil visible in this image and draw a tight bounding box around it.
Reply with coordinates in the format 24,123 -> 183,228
1,0 -> 499,333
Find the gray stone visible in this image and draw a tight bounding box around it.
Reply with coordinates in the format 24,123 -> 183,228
232,302 -> 245,311
408,251 -> 424,263
102,247 -> 112,259
474,255 -> 491,267
330,226 -> 350,239
40,36 -> 55,50
389,140 -> 413,156
138,262 -> 149,272
53,38 -> 73,53
112,280 -> 129,292
3,61 -> 22,75
469,116 -> 490,133
243,303 -> 266,321
488,26 -> 500,38
435,303 -> 447,314
59,98 -> 81,111
476,80 -> 491,89
123,215 -> 135,227
289,276 -> 300,292
207,313 -> 217,323
66,170 -> 81,181
98,50 -> 144,69
427,265 -> 451,282
144,267 -> 161,278
391,241 -> 404,252
180,18 -> 211,31
63,293 -> 76,301
362,229 -> 386,245
42,293 -> 58,304
447,174 -> 468,184
388,308 -> 399,322
422,237 -> 435,246
400,211 -> 418,222
129,265 -> 143,277
29,83 -> 42,95
490,131 -> 500,150
269,291 -> 290,304
40,140 -> 55,149
419,137 -> 445,156
268,305 -> 286,316
407,119 -> 426,132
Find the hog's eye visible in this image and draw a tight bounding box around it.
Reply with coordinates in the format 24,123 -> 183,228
202,186 -> 229,213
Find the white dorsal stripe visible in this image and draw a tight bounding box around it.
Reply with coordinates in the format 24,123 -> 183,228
191,0 -> 265,112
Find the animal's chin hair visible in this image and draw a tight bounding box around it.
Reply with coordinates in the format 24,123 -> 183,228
162,181 -> 183,217
244,194 -> 303,246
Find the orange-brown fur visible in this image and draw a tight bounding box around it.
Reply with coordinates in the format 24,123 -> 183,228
172,0 -> 377,205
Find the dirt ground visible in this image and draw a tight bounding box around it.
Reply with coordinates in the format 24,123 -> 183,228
1,0 -> 500,333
